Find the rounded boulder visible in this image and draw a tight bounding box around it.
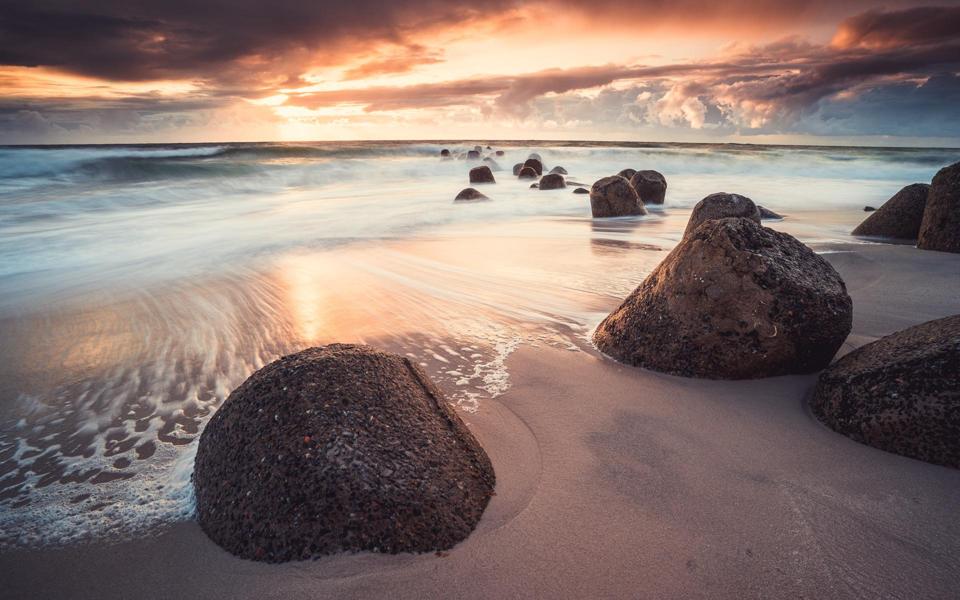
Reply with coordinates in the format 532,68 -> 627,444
683,192 -> 761,238
589,176 -> 646,218
539,173 -> 566,190
455,188 -> 489,202
918,161 -> 960,253
852,183 -> 929,240
629,170 -> 667,204
523,158 -> 543,176
469,165 -> 496,184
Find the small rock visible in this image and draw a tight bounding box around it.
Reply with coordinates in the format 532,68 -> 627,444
757,205 -> 783,220
523,158 -> 544,176
549,166 -> 568,175
466,150 -> 481,160
518,166 -> 538,180
539,173 -> 566,190
469,166 -> 495,184
573,187 -> 589,194
512,163 -> 524,176
455,188 -> 489,202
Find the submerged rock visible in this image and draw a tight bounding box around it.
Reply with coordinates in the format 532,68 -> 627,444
573,187 -> 589,194
918,161 -> 960,253
518,166 -> 539,180
593,217 -> 852,379
539,173 -> 566,190
469,165 -> 496,184
629,170 -> 667,204
852,183 -> 929,240
757,205 -> 783,220
455,188 -> 490,201
811,315 -> 960,468
683,192 -> 761,238
193,344 -> 495,562
523,158 -> 544,176
590,176 -> 645,218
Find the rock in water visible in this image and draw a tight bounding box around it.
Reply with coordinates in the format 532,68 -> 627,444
629,170 -> 667,204
518,166 -> 539,180
573,187 -> 589,194
528,153 -> 543,162
811,315 -> 960,468
683,192 -> 761,238
512,163 -> 523,176
495,150 -> 505,156
530,183 -> 539,189
539,173 -> 566,190
455,188 -> 489,202
469,165 -> 496,184
440,149 -> 451,160
593,218 -> 852,379
617,168 -> 637,180
589,176 -> 646,218
757,205 -> 783,220
549,166 -> 568,175
466,150 -> 481,160
918,161 -> 960,253
864,206 -> 876,212
482,157 -> 502,171
852,183 -> 929,240
193,344 -> 496,562
523,158 -> 544,176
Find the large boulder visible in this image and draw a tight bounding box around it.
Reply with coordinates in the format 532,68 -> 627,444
517,166 -> 538,180
683,192 -> 761,238
193,344 -> 495,562
629,170 -> 667,204
918,161 -> 960,253
852,183 -> 929,240
593,218 -> 853,379
811,315 -> 960,468
455,188 -> 489,202
469,165 -> 495,184
589,176 -> 646,218
539,173 -> 566,190
523,158 -> 544,176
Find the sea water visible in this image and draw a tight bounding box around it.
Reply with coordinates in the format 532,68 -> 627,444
0,140 -> 954,548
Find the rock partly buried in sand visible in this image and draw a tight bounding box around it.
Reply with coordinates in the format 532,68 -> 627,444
549,166 -> 568,175
523,158 -> 544,176
469,165 -> 495,184
590,176 -> 646,218
193,344 -> 496,562
455,188 -> 489,202
518,166 -> 539,180
758,205 -> 783,220
573,187 -> 589,194
629,170 -> 667,205
617,168 -> 637,180
466,150 -> 481,160
512,163 -> 523,176
918,161 -> 960,253
852,183 -> 929,240
683,192 -> 761,238
539,173 -> 566,190
594,217 -> 852,379
811,315 -> 960,468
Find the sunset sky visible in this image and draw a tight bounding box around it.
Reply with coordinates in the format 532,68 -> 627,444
1,1 -> 959,145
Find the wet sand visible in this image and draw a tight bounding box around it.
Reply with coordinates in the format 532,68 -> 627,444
1,242 -> 959,599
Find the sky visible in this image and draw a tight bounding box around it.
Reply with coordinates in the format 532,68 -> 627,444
1,1 -> 959,145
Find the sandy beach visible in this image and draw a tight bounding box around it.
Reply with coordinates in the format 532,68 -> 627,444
2,241 -> 957,600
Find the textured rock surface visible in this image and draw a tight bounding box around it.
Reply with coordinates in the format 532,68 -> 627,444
455,188 -> 489,202
629,170 -> 667,204
918,161 -> 960,253
469,165 -> 495,184
589,176 -> 646,218
811,315 -> 960,468
683,192 -> 761,238
539,173 -> 566,190
852,183 -> 929,239
523,158 -> 544,176
518,166 -> 538,180
594,218 -> 853,379
194,344 -> 496,562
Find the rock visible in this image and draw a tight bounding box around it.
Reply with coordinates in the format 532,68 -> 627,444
573,187 -> 589,194
469,165 -> 495,184
629,170 -> 667,205
851,184 -> 929,239
589,176 -> 646,218
567,180 -> 588,187
864,206 -> 876,211
512,163 -> 524,176
539,173 -> 566,190
530,183 -> 539,189
440,149 -> 451,159
811,315 -> 960,468
485,145 -> 491,150
482,157 -> 502,171
523,158 -> 544,176
617,168 -> 637,180
593,217 -> 852,379
758,205 -> 783,220
495,150 -> 505,156
466,150 -> 481,160
473,145 -> 483,152
455,188 -> 489,202
528,153 -> 542,162
193,344 -> 495,562
518,166 -> 539,180
549,166 -> 568,175
918,161 -> 960,253
683,192 -> 761,238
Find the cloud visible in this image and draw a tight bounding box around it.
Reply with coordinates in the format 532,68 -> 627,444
831,5 -> 960,49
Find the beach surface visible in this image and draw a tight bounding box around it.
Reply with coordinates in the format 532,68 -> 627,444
2,242 -> 958,600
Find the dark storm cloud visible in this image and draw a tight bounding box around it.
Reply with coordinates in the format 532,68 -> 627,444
832,5 -> 960,48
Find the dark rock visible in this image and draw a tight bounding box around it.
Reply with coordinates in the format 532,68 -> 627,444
440,149 -> 451,159
617,168 -> 637,180
194,344 -> 495,562
455,188 -> 489,202
864,206 -> 876,212
485,145 -> 491,150
528,153 -> 542,162
518,166 -> 539,180
549,166 -> 568,175
474,145 -> 483,152
683,192 -> 761,238
523,158 -> 543,176
512,163 -> 524,176
593,218 -> 852,379
573,187 -> 589,194
495,150 -> 505,156
530,183 -> 539,189
811,315 -> 960,468
757,205 -> 783,220
482,157 -> 502,171
852,184 -> 929,240
589,176 -> 646,218
539,173 -> 566,190
469,165 -> 495,184
466,150 -> 481,160
629,170 -> 667,205
918,161 -> 960,253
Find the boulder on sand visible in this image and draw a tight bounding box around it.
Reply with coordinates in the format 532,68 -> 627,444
455,188 -> 489,202
629,170 -> 667,204
757,205 -> 783,220
918,161 -> 960,253
683,192 -> 761,238
811,314 -> 960,468
539,173 -> 566,190
617,168 -> 637,180
193,344 -> 496,562
852,183 -> 929,240
593,217 -> 853,379
518,166 -> 538,180
469,165 -> 496,184
590,176 -> 646,218
523,158 -> 544,176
